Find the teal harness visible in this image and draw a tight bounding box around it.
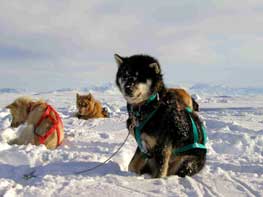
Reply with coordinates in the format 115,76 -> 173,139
172,107 -> 207,155
130,94 -> 159,155
129,93 -> 207,158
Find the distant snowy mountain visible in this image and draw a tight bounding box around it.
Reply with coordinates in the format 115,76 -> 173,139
1,83 -> 263,96
32,84 -> 117,95
88,82 -> 118,92
87,82 -> 263,96
83,82 -> 119,95
0,88 -> 21,93
189,83 -> 263,96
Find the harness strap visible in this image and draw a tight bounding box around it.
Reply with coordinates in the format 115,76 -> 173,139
33,105 -> 63,147
145,93 -> 158,105
172,143 -> 207,154
130,93 -> 159,157
134,107 -> 159,156
173,107 -> 207,155
186,107 -> 198,143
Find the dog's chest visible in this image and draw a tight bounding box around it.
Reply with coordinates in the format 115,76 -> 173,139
128,111 -> 160,152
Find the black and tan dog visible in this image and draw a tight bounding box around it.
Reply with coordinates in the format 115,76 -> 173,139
114,54 -> 207,178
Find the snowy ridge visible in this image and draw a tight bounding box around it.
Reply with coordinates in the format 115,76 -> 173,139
2,83 -> 263,96
88,82 -> 118,93
0,86 -> 262,196
189,83 -> 263,96
0,88 -> 21,94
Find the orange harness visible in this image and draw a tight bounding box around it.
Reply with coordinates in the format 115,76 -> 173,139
30,104 -> 63,147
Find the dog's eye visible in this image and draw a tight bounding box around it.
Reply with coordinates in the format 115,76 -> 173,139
123,71 -> 131,78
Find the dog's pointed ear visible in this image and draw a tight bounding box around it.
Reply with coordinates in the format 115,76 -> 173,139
6,103 -> 15,109
76,93 -> 80,98
87,93 -> 92,99
114,54 -> 124,67
5,104 -> 11,109
149,62 -> 160,74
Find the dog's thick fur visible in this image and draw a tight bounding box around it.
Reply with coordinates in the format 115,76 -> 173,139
115,54 -> 206,178
76,93 -> 109,119
168,88 -> 199,111
6,97 -> 64,149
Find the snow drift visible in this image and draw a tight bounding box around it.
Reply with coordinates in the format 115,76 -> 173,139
0,85 -> 262,197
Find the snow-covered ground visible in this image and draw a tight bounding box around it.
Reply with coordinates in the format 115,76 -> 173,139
0,85 -> 262,197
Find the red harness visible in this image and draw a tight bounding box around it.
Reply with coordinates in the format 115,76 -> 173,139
30,104 -> 63,147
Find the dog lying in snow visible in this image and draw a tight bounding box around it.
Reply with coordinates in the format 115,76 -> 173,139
115,53 -> 207,178
6,97 -> 64,149
76,93 -> 109,119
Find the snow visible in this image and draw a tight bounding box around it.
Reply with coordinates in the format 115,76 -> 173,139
0,85 -> 262,197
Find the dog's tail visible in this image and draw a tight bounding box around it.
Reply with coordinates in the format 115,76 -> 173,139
192,97 -> 199,112
102,107 -> 110,118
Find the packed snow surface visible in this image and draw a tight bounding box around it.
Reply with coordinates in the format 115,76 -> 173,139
0,85 -> 262,197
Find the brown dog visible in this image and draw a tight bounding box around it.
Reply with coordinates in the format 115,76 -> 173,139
76,93 -> 109,119
6,97 -> 64,149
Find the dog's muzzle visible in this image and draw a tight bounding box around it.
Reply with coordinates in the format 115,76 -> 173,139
125,85 -> 134,97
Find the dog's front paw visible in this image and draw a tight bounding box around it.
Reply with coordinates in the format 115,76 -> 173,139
128,161 -> 142,174
75,113 -> 81,118
153,171 -> 168,179
127,117 -> 136,135
8,139 -> 17,145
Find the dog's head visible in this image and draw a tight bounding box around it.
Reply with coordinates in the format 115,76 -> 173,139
76,93 -> 95,115
114,54 -> 163,105
6,97 -> 32,128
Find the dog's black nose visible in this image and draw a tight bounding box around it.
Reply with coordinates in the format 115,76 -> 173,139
125,86 -> 133,96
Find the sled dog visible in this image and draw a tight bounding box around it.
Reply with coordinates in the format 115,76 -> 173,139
6,97 -> 64,149
115,54 -> 207,178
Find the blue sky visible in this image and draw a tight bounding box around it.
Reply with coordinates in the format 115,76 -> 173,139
0,0 -> 262,91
